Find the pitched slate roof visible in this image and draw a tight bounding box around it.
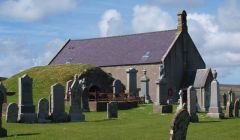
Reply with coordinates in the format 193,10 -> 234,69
49,29 -> 178,66
193,68 -> 212,88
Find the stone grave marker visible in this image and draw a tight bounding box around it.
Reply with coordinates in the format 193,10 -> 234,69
207,70 -> 224,119
65,80 -> 73,101
126,67 -> 138,96
140,69 -> 151,103
0,89 -> 7,137
49,83 -> 68,122
225,101 -> 233,118
233,99 -> 239,117
107,101 -> 118,119
18,74 -> 37,123
169,109 -> 190,140
6,103 -> 18,123
112,79 -> 122,97
81,78 -> 90,112
187,86 -> 198,122
37,98 -> 51,123
222,93 -> 227,108
69,75 -> 85,122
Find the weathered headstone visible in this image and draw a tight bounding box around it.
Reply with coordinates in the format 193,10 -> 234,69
37,98 -> 51,123
112,79 -> 122,97
69,75 -> 85,122
225,101 -> 233,118
65,80 -> 73,101
207,70 -> 224,119
126,67 -> 138,96
233,99 -> 239,117
49,83 -> 68,122
222,93 -> 227,109
17,74 -> 37,123
0,87 -> 7,137
81,78 -> 90,112
177,90 -> 184,111
140,69 -> 151,103
169,109 -> 190,140
187,86 -> 199,122
107,101 -> 118,119
153,63 -> 172,113
6,103 -> 18,123
231,92 -> 235,104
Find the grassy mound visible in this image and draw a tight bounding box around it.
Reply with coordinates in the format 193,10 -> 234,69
3,64 -> 95,104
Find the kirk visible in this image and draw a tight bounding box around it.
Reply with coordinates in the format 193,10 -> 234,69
49,10 -> 205,103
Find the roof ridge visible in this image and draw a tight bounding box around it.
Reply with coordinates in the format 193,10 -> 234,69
71,29 -> 177,42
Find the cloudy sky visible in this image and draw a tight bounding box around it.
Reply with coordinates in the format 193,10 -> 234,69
0,0 -> 239,84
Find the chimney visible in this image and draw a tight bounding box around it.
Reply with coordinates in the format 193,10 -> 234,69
177,10 -> 187,32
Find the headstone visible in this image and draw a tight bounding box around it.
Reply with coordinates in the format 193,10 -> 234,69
207,70 -> 224,119
69,75 -> 85,122
37,98 -> 51,123
113,79 -> 122,97
231,92 -> 235,104
0,87 -> 7,137
225,101 -> 233,118
81,78 -> 90,112
107,101 -> 118,119
6,103 -> 18,123
65,80 -> 73,101
222,93 -> 227,108
17,74 -> 37,123
153,63 -> 172,113
126,67 -> 138,96
49,83 -> 68,122
187,86 -> 199,122
233,99 -> 239,117
177,90 -> 184,111
140,69 -> 151,103
169,109 -> 190,140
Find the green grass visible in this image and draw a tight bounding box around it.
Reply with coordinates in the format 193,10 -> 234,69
3,64 -> 95,104
2,104 -> 240,140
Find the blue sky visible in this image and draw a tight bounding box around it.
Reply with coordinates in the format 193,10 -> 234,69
0,0 -> 240,84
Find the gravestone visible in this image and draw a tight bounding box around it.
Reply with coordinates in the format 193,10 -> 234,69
17,74 -> 37,123
107,101 -> 118,119
187,86 -> 199,122
231,92 -> 235,104
81,78 -> 90,112
169,109 -> 190,140
140,69 -> 151,103
177,90 -> 184,111
65,80 -> 73,101
126,67 -> 138,96
49,83 -> 68,122
153,64 -> 172,113
207,70 -> 224,119
233,99 -> 239,117
0,87 -> 7,137
69,75 -> 85,122
37,98 -> 51,123
112,80 -> 122,97
6,103 -> 18,123
225,101 -> 233,118
222,93 -> 227,109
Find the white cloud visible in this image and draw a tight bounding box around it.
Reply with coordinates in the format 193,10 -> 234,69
151,0 -> 203,7
132,5 -> 174,33
0,0 -> 77,21
0,38 -> 63,77
98,9 -> 123,37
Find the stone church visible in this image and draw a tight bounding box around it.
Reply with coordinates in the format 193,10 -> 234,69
49,10 -> 205,102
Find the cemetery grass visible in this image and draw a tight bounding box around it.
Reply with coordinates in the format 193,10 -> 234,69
3,104 -> 240,140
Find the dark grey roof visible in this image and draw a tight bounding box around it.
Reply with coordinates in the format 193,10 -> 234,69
193,68 -> 212,88
49,29 -> 178,66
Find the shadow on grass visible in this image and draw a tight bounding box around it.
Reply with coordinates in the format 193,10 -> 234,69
8,133 -> 40,137
199,121 -> 221,123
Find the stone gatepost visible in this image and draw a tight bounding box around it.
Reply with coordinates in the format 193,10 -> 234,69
207,70 -> 224,119
187,86 -> 199,122
0,88 -> 7,137
140,69 -> 151,103
126,67 -> 138,96
153,64 -> 172,113
18,74 -> 37,123
69,75 -> 85,122
177,90 -> 184,111
49,83 -> 68,122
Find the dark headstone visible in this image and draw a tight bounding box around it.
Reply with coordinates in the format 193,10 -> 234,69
233,99 -> 239,117
225,101 -> 233,118
37,98 -> 51,123
107,101 -> 118,119
112,80 -> 122,97
6,103 -> 18,123
187,86 -> 198,122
